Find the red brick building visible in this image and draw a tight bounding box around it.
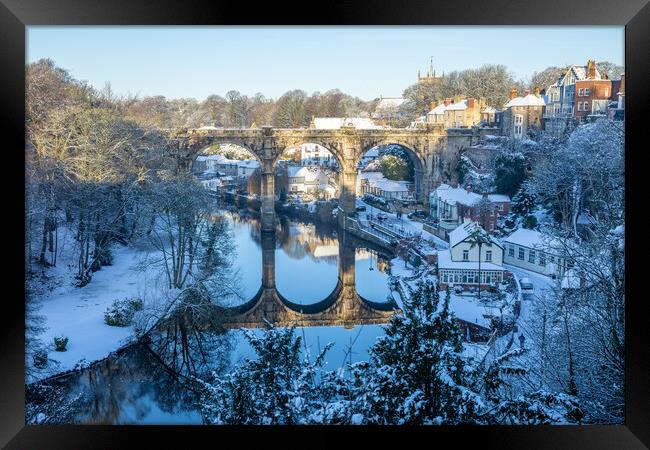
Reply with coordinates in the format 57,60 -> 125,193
574,60 -> 612,119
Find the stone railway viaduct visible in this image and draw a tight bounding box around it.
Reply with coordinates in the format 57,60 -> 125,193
174,124 -> 458,232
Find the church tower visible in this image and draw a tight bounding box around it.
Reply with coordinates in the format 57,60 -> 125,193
417,57 -> 443,114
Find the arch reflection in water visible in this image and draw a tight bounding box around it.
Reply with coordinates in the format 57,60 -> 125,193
223,213 -> 400,330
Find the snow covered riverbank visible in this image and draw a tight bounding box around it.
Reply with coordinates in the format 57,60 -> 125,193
27,242 -> 166,383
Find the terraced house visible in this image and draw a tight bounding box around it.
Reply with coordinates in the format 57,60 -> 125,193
502,228 -> 568,277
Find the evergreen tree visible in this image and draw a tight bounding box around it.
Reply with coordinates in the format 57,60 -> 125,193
349,281 -> 483,424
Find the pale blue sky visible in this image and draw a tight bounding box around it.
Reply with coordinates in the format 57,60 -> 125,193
27,26 -> 624,101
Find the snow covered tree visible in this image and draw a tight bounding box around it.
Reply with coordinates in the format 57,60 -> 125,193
349,282 -> 483,424
511,183 -> 537,217
196,323 -> 340,425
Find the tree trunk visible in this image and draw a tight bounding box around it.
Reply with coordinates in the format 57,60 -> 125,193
39,216 -> 49,266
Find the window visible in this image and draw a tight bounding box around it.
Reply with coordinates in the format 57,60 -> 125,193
539,254 -> 546,266
463,250 -> 469,261
529,250 -> 536,263
584,88 -> 590,96
584,101 -> 590,111
518,248 -> 524,260
508,246 -> 515,257
514,114 -> 523,137
486,250 -> 492,262
605,88 -> 609,97
550,256 -> 555,263
577,102 -> 582,112
578,88 -> 584,96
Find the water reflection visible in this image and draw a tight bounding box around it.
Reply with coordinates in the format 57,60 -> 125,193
225,210 -> 394,306
26,344 -> 204,424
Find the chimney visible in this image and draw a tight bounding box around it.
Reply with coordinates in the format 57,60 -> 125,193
510,88 -> 518,100
430,101 -> 436,110
524,89 -> 531,96
467,98 -> 475,108
466,184 -> 473,192
444,98 -> 451,106
587,59 -> 596,79
534,87 -> 540,97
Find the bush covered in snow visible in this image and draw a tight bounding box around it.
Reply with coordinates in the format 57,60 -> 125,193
33,349 -> 48,368
104,298 -> 143,327
54,335 -> 68,352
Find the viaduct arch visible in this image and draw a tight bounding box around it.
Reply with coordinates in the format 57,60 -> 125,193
175,125 -> 448,232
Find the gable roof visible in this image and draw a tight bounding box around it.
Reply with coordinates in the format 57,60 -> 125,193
449,221 -> 503,250
433,183 -> 483,207
504,94 -> 546,108
502,228 -> 561,252
428,103 -> 447,115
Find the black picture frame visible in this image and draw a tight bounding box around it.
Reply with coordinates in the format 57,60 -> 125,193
1,0 -> 648,447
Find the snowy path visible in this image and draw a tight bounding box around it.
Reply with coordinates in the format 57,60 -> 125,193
29,245 -> 164,382
503,264 -> 557,341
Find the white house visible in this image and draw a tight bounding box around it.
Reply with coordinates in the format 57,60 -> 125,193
298,144 -> 336,167
502,228 -> 567,277
358,171 -> 412,201
287,166 -> 337,198
438,220 -> 506,289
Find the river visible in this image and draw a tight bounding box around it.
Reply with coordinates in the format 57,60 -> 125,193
26,207 -> 399,424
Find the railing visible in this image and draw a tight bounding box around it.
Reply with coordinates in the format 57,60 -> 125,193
362,215 -> 422,240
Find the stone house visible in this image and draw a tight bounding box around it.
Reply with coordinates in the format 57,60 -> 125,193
501,88 -> 545,139
426,97 -> 486,128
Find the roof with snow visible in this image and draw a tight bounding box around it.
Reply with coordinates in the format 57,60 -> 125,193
375,97 -> 406,110
287,165 -> 330,183
504,94 -> 546,108
448,221 -> 503,250
433,183 -> 483,207
487,194 -> 511,203
502,228 -> 559,251
359,171 -> 386,181
312,117 -> 382,130
427,103 -> 447,115
570,65 -> 602,81
373,179 -> 409,192
237,160 -> 259,169
446,100 -> 469,111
